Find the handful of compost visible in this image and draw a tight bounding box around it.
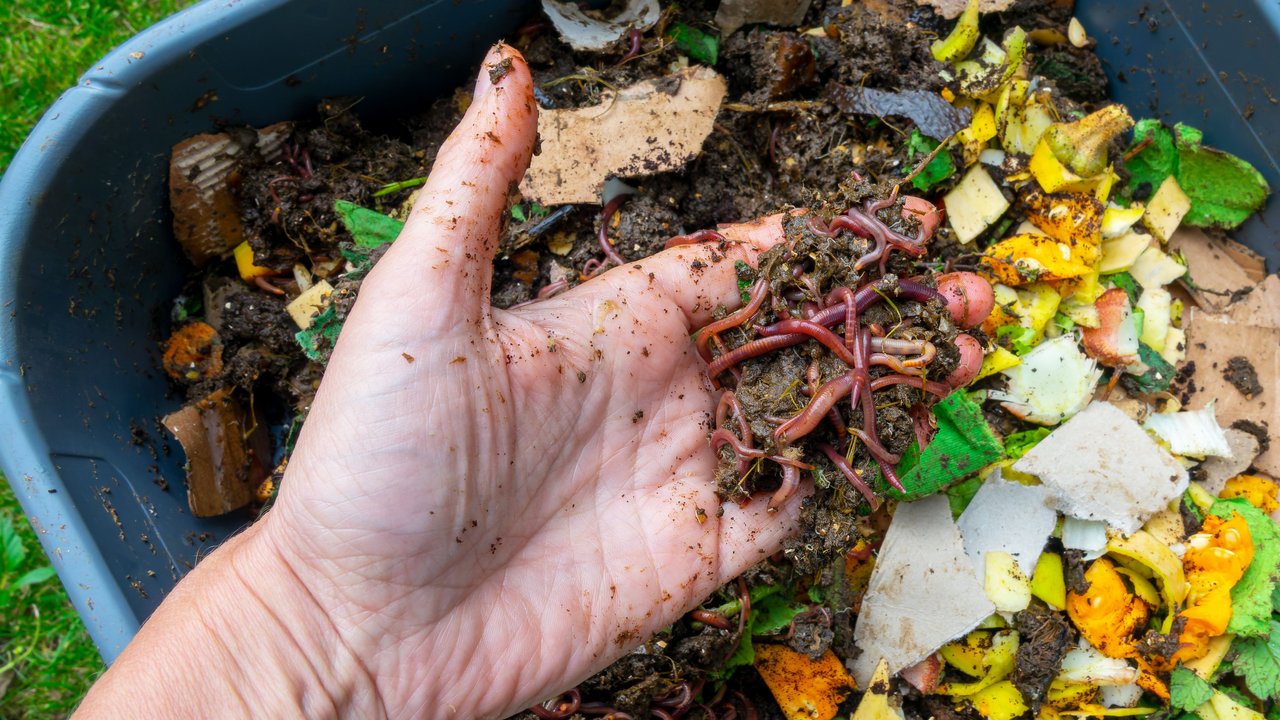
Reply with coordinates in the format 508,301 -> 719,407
685,181 -> 993,512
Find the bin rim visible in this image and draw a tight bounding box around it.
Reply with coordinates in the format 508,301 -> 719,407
0,0 -> 292,664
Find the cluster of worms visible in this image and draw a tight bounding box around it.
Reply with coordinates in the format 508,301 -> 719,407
689,187 -> 968,511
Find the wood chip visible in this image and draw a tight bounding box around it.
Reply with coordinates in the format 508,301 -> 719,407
161,388 -> 270,517
169,122 -> 291,266
521,67 -> 727,205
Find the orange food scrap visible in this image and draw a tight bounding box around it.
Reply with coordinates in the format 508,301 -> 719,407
162,321 -> 223,381
755,644 -> 856,720
1176,513 -> 1254,663
980,234 -> 1093,286
1220,475 -> 1280,514
1065,557 -> 1150,657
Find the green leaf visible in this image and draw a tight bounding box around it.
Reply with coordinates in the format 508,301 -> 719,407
735,260 -> 752,305
996,324 -> 1037,355
1124,119 -> 1179,194
334,200 -> 405,249
510,204 -> 527,223
1232,620 -> 1280,700
295,306 -> 344,363
1,516 -> 25,573
753,593 -> 807,635
14,566 -> 56,588
1172,123 -> 1270,229
1004,428 -> 1051,459
946,475 -> 983,518
1121,342 -> 1177,395
905,129 -> 957,192
1107,271 -> 1140,305
1124,120 -> 1270,230
807,585 -> 823,604
882,391 -> 1005,500
529,202 -> 550,220
1170,665 -> 1215,712
1209,499 -> 1280,637
668,23 -> 719,65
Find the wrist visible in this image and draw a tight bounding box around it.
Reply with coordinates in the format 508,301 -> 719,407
76,516 -> 385,719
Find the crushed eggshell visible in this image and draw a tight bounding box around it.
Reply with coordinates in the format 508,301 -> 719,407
755,644 -> 856,720
1197,429 -> 1263,495
1013,401 -> 1189,534
541,0 -> 660,51
521,67 -> 727,205
853,495 -> 995,685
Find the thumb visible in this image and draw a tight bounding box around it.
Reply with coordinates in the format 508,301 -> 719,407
360,43 -> 537,333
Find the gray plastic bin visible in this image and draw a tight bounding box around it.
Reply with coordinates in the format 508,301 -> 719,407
0,0 -> 1275,663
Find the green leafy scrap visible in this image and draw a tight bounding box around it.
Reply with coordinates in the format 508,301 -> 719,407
1124,120 -> 1270,230
906,129 -> 957,192
334,199 -> 405,249
714,584 -> 787,677
295,305 -> 344,364
668,22 -> 719,65
753,592 -> 807,636
1107,271 -> 1140,305
735,260 -> 753,305
996,324 -> 1037,355
946,475 -> 983,518
1004,428 -> 1051,459
1170,665 -> 1215,712
1209,499 -> 1280,637
881,391 -> 1005,501
1120,342 -> 1177,395
1232,620 -> 1280,700
1125,118 -> 1179,193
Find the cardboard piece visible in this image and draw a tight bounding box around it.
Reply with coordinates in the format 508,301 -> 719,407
715,0 -> 813,37
169,123 -> 292,266
1168,227 -> 1257,312
852,495 -> 995,686
913,0 -> 1015,19
162,388 -> 271,517
1181,274 -> 1280,476
521,67 -> 727,205
1013,401 -> 1189,534
1197,428 -> 1263,495
957,475 -> 1057,579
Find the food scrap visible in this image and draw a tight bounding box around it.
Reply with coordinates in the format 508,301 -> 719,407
154,0 -> 1278,717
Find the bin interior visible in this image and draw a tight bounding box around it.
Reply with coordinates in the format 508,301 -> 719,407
0,0 -> 1274,663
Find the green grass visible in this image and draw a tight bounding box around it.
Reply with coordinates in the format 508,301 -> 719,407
0,0 -> 193,173
1,1 -> 194,715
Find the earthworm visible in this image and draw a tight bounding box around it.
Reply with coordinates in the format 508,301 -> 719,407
817,442 -> 878,508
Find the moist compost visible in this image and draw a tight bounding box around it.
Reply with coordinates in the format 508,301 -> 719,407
1223,356 -> 1264,399
155,0 -> 1235,717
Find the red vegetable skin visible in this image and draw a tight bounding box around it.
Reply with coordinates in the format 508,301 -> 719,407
901,195 -> 942,241
946,333 -> 984,388
936,271 -> 995,329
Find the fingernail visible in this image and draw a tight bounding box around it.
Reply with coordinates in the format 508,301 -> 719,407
472,43 -> 510,101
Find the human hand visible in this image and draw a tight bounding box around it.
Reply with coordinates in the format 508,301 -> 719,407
259,43 -> 804,718
77,42 -> 807,720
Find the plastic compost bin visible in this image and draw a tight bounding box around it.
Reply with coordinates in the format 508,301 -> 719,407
0,0 -> 1276,663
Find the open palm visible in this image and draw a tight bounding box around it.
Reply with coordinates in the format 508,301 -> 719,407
263,44 -> 803,719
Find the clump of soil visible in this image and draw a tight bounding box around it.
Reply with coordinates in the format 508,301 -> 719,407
1223,356 -> 1264,399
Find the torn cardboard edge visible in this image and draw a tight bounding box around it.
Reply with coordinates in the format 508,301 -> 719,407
170,122 -> 292,266
521,66 -> 728,205
162,387 -> 271,517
